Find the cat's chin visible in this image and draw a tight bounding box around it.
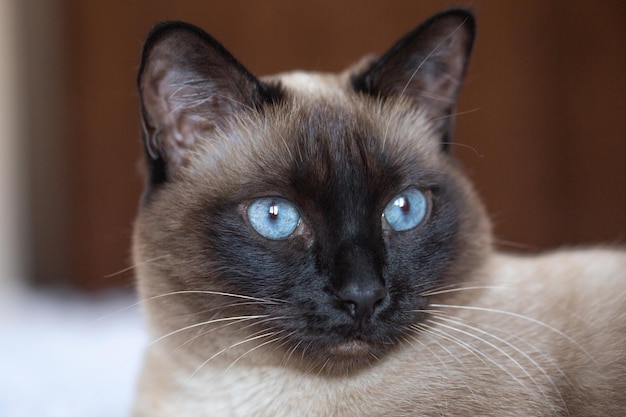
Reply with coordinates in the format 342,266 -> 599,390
327,339 -> 372,357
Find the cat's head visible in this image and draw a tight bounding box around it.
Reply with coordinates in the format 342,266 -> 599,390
134,9 -> 491,373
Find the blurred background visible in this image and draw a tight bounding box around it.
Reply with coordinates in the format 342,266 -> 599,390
4,0 -> 625,292
0,0 -> 624,415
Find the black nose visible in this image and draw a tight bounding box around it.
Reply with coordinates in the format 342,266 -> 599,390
336,280 -> 386,322
331,243 -> 387,322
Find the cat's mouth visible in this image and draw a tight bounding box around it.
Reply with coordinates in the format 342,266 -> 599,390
320,336 -> 397,366
298,337 -> 395,374
327,339 -> 373,358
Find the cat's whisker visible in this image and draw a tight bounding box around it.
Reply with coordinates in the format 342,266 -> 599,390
281,338 -> 304,366
411,282 -> 464,298
407,324 -> 480,400
420,285 -> 509,297
415,320 -> 494,369
79,286 -> 226,328
399,16 -> 470,99
431,107 -> 481,122
141,289 -> 288,305
175,330 -> 286,406
171,300 -> 273,320
86,285 -> 262,333
172,317 -> 243,352
418,321 -> 534,396
189,329 -> 279,380
401,331 -> 445,369
222,331 -> 290,375
80,301 -> 144,328
427,314 -> 567,413
421,308 -> 574,388
171,314 -> 290,353
315,356 -> 333,378
439,141 -> 484,158
251,314 -> 293,326
103,254 -> 171,279
300,342 -> 324,376
272,331 -> 300,368
437,312 -> 572,414
416,90 -> 457,104
421,282 -> 458,293
149,314 -> 270,347
368,351 -> 380,362
416,321 -> 512,396
429,303 -> 596,365
493,238 -> 538,251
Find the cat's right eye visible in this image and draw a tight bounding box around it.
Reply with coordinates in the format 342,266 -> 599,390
247,197 -> 301,240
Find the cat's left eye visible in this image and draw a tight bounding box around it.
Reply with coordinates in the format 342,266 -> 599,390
382,188 -> 428,232
247,197 -> 301,240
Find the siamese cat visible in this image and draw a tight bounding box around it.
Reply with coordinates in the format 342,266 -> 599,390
133,9 -> 626,416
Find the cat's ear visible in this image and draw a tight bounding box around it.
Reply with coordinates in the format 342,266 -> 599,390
137,22 -> 279,185
351,9 -> 475,148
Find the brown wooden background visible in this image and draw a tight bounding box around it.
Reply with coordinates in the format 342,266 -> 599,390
24,0 -> 626,290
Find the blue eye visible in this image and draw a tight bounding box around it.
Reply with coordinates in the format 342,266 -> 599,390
247,198 -> 301,240
383,188 -> 428,232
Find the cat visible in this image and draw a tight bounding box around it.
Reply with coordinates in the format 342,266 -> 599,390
132,8 -> 626,416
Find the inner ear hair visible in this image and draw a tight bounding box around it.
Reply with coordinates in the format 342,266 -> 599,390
137,21 -> 267,183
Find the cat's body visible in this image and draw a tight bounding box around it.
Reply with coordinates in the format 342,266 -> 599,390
133,10 -> 626,416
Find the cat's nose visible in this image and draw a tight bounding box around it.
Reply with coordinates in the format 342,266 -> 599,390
337,280 -> 386,322
332,242 -> 386,322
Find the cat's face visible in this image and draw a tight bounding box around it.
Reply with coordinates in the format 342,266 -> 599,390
134,9 -> 491,372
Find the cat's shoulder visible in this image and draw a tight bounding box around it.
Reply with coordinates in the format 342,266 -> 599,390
488,247 -> 626,317
492,246 -> 626,280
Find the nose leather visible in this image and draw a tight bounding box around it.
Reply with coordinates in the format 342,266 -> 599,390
336,279 -> 386,322
332,243 -> 386,322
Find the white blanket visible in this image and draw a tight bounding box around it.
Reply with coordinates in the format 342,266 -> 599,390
0,286 -> 146,417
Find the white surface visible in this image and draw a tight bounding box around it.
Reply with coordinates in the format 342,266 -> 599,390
0,286 -> 147,417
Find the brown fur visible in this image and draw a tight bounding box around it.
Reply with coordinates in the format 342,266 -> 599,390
133,10 -> 626,416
